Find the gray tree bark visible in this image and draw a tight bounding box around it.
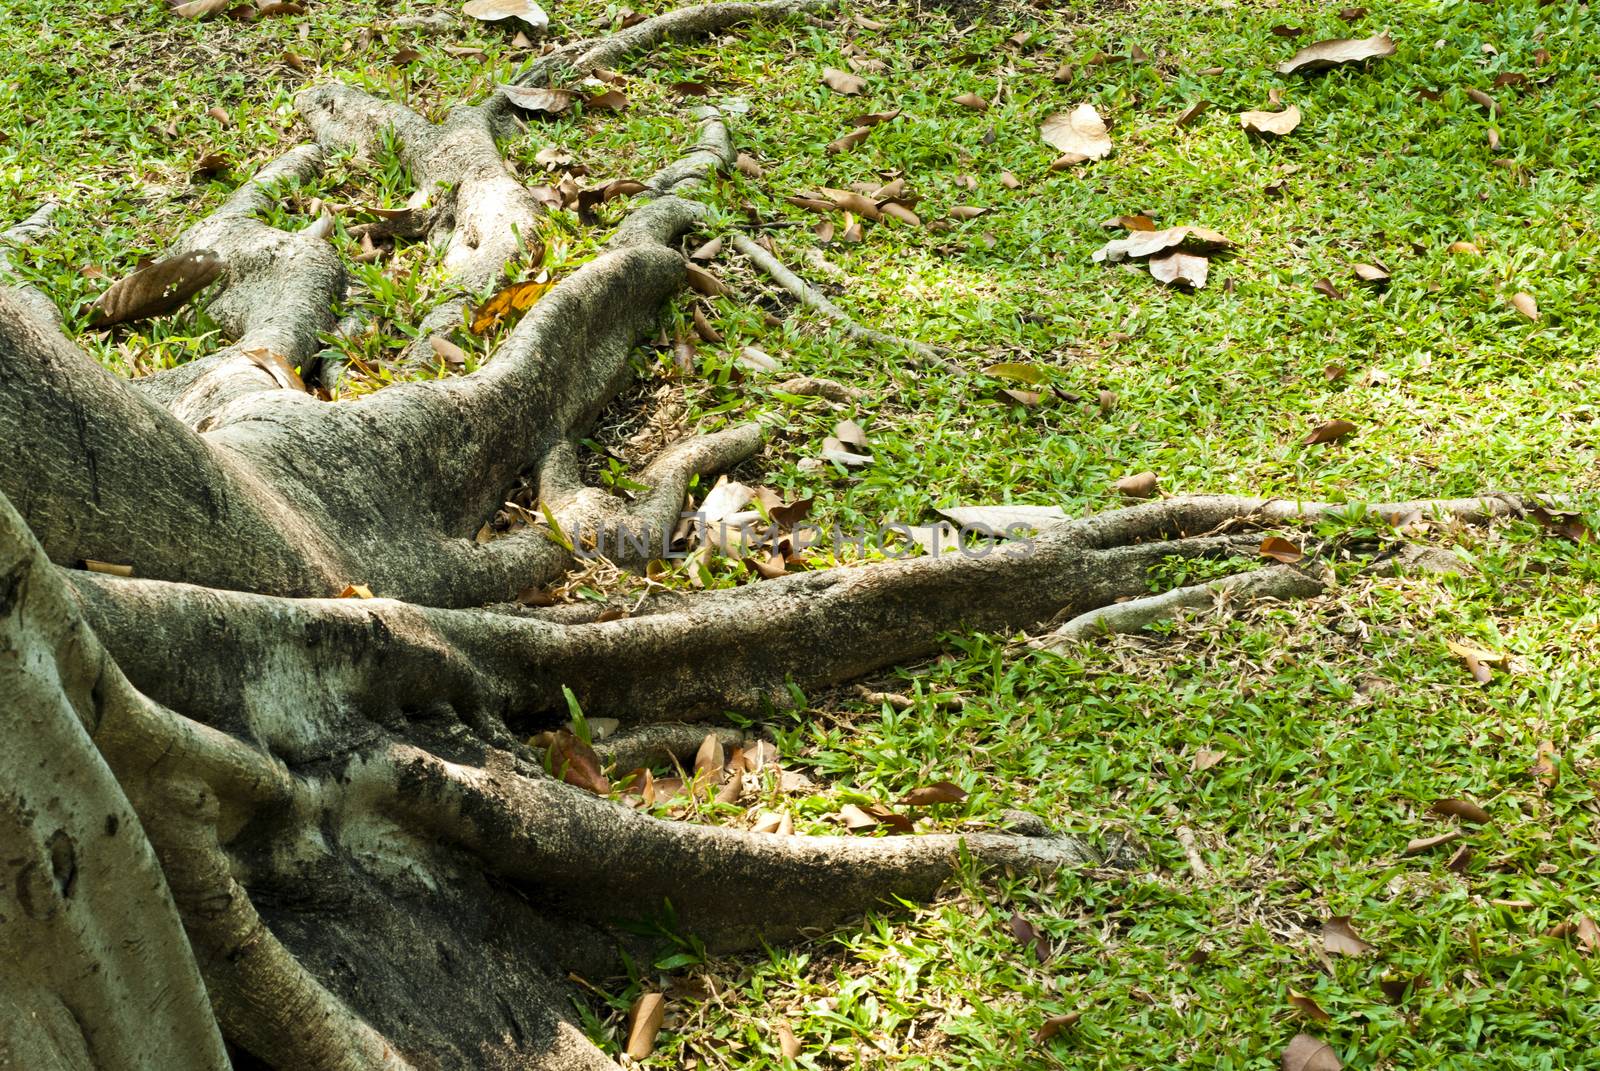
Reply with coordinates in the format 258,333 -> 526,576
0,4 -> 1540,1065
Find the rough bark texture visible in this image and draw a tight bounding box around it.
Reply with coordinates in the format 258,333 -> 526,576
0,3 -> 1549,1066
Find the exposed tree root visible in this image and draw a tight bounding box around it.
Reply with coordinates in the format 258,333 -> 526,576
0,1 -> 1570,1065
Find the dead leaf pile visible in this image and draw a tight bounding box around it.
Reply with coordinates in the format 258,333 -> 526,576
1093,222 -> 1233,291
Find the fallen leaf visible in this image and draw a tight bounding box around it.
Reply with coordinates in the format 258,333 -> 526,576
392,47 -> 422,64
84,560 -> 134,577
1008,913 -> 1052,961
1093,226 -> 1233,263
1578,916 -> 1599,955
1312,277 -> 1346,300
685,264 -> 730,297
1339,6 -> 1368,20
1352,263 -> 1390,287
547,729 -> 609,796
1149,251 -> 1209,289
1301,419 -> 1356,446
1192,747 -> 1227,771
1447,240 -> 1481,255
584,89 -> 628,111
1175,100 -> 1210,127
431,336 -> 468,369
624,992 -> 665,1059
1288,991 -> 1331,1023
985,362 -> 1047,385
1322,916 -> 1374,957
1034,1012 -> 1080,1042
694,732 -> 725,778
1529,506 -> 1594,542
172,0 -> 231,17
822,67 -> 867,95
1465,87 -> 1499,114
999,171 -> 1022,189
1510,292 -> 1539,321
193,151 -> 230,177
1113,471 -> 1159,499
1278,34 -> 1396,75
1405,830 -> 1462,855
1240,105 -> 1303,137
949,205 -> 989,221
735,153 -> 764,178
1446,845 -> 1474,874
689,236 -> 723,262
255,0 -> 305,13
1042,104 -> 1112,160
1445,639 -> 1502,684
1101,213 -> 1157,231
1532,740 -> 1560,790
89,249 -> 225,327
498,84 -> 576,115
470,279 -> 552,334
1429,798 -> 1491,825
1493,71 -> 1528,89
1259,536 -> 1304,563
954,91 -> 989,111
1282,1033 -> 1342,1071
773,1021 -> 801,1059
462,0 -> 549,29
691,304 -> 722,344
900,781 -> 967,806
827,127 -> 872,153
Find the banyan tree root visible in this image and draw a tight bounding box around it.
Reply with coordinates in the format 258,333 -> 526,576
0,2 -> 1564,1064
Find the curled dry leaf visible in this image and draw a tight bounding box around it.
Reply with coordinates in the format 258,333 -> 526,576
1353,262 -> 1390,287
547,729 -> 609,796
1288,991 -> 1332,1023
689,236 -> 722,262
899,781 -> 967,806
1429,798 -> 1492,825
624,992 -> 666,1059
1041,103 -> 1113,160
949,205 -> 989,221
822,67 -> 867,95
693,732 -> 725,778
1465,87 -> 1499,114
773,1021 -> 801,1059
84,560 -> 134,577
954,92 -> 989,111
1282,1033 -> 1342,1071
1093,226 -> 1233,263
685,264 -> 729,297
1404,830 -> 1462,855
499,84 -> 575,115
1101,213 -> 1157,231
1445,639 -> 1502,684
462,0 -> 549,29
1259,536 -> 1304,563
1301,418 -> 1356,446
1034,1012 -> 1080,1042
1532,740 -> 1560,790
1149,251 -> 1209,289
1278,33 -> 1396,75
1447,240 -> 1481,255
1113,471 -> 1159,499
1312,278 -> 1346,300
585,89 -> 628,111
1175,100 -> 1210,127
1191,747 -> 1227,771
1322,916 -> 1374,957
1008,913 -> 1052,961
336,583 -> 374,598
1511,292 -> 1539,321
827,127 -> 872,153
431,336 -> 468,369
173,0 -> 231,16
691,304 -> 722,343
1577,915 -> 1600,955
89,249 -> 225,327
1240,105 -> 1302,137
734,152 -> 764,179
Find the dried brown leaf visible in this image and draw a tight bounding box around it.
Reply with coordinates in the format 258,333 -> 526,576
1034,1012 -> 1080,1042
1149,251 -> 1209,289
685,264 -> 730,297
547,729 -> 609,796
1175,100 -> 1210,127
1510,291 -> 1539,321
1288,991 -> 1331,1023
1113,471 -> 1159,499
1093,225 -> 1233,263
694,732 -> 725,778
1282,1033 -> 1342,1071
822,67 -> 867,95
462,0 -> 549,27
89,249 -> 224,327
899,781 -> 967,806
954,92 -> 989,111
1041,103 -> 1112,159
1301,418 -> 1356,446
1322,916 -> 1374,956
1259,536 -> 1304,563
499,84 -> 576,115
1278,34 -> 1396,75
1240,105 -> 1302,137
624,992 -> 665,1059
1404,830 -> 1462,855
1429,798 -> 1491,825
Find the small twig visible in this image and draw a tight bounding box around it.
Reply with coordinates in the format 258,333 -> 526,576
729,233 -> 948,366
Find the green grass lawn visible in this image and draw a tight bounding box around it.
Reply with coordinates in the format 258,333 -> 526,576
4,0 -> 1599,1067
